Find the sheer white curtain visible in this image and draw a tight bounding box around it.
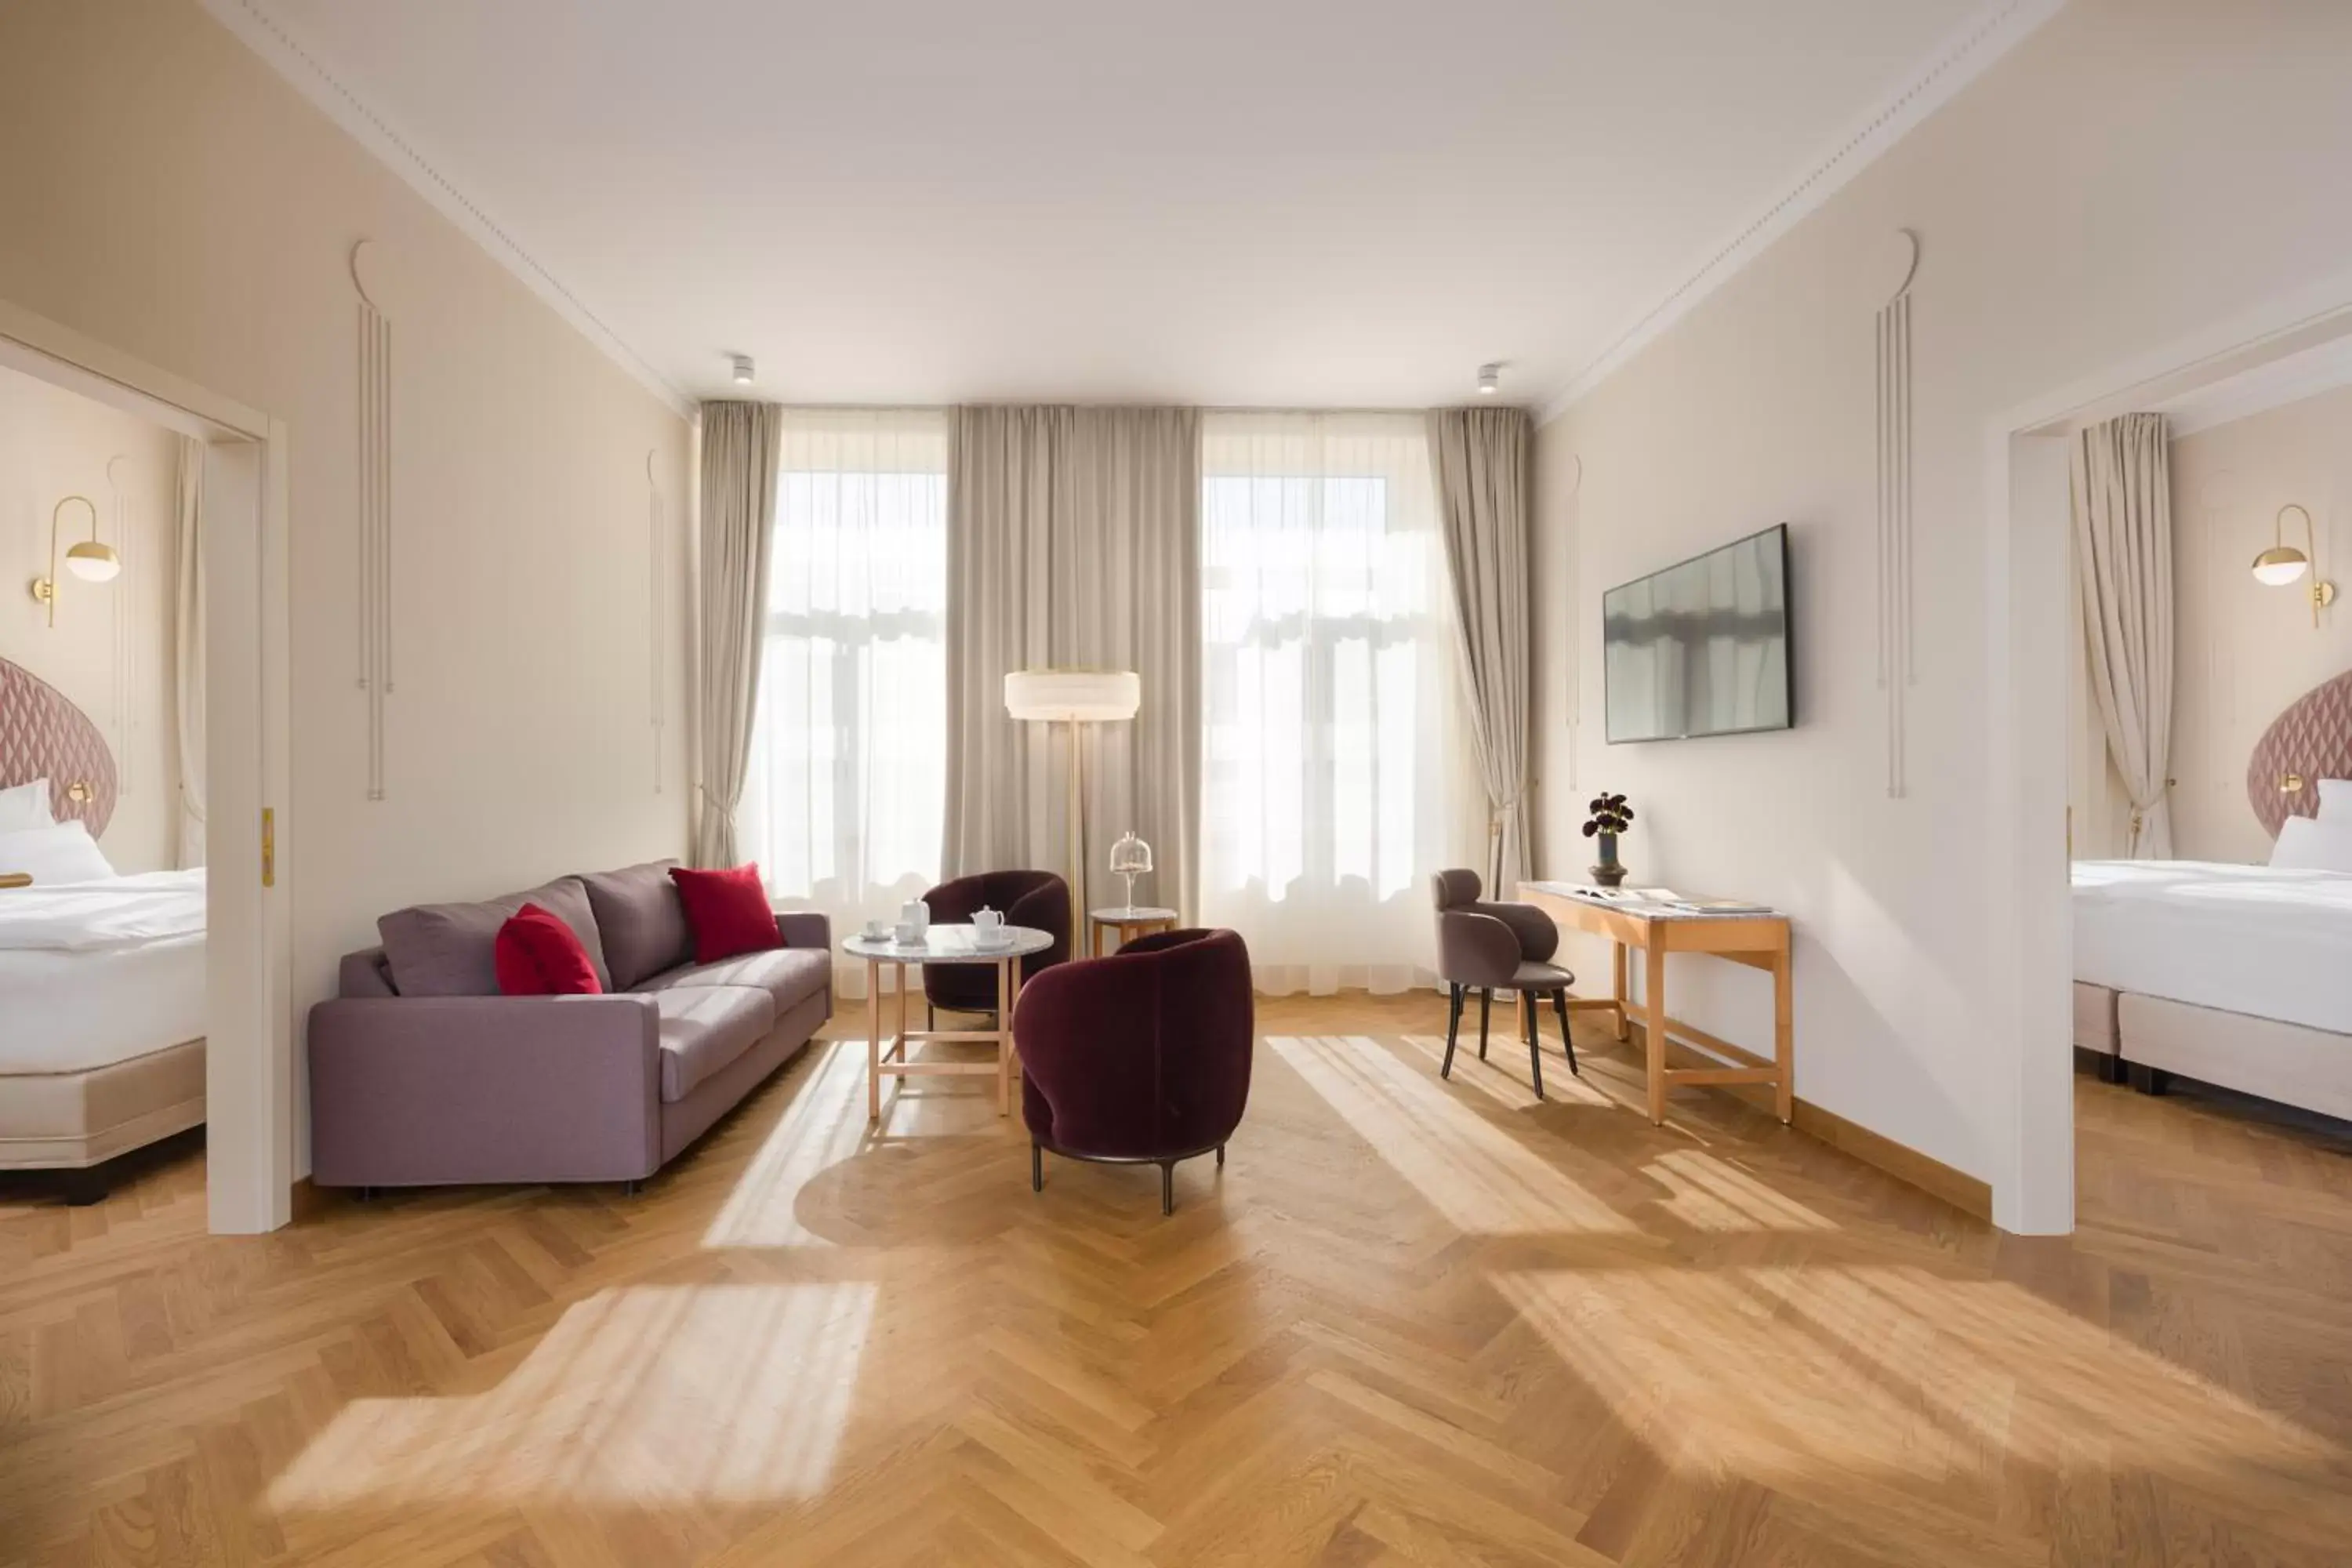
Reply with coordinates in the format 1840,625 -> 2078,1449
739,410 -> 949,995
1200,412 -> 1478,994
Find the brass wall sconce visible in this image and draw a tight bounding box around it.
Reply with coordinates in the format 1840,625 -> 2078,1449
2250,503 -> 2335,628
27,495 -> 121,627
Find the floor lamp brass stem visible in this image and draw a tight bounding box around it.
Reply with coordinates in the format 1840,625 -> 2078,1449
1065,719 -> 1086,916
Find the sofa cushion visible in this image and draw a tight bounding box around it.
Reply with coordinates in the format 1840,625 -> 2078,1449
641,947 -> 829,1017
495,903 -> 604,996
653,985 -> 776,1103
580,860 -> 692,991
670,863 -> 782,964
379,877 -> 611,997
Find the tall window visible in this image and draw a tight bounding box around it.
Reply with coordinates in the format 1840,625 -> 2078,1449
740,411 -> 948,973
1200,412 -> 1474,994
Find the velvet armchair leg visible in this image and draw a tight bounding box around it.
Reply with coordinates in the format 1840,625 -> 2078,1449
1478,989 -> 1491,1061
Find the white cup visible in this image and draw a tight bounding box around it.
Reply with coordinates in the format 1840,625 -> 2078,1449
861,918 -> 887,941
892,921 -> 921,946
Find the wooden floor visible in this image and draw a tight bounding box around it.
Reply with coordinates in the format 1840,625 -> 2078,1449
4,993 -> 2350,1567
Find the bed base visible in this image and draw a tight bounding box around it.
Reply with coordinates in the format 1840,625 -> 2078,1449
0,1039 -> 207,1200
2075,984 -> 2352,1123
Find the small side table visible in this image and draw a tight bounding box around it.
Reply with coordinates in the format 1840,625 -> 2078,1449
1090,906 -> 1178,957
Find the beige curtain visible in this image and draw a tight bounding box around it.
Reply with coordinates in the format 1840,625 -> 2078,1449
173,437 -> 206,869
1429,406 -> 1532,893
693,401 -> 782,867
943,407 -> 1200,919
2071,412 -> 2173,858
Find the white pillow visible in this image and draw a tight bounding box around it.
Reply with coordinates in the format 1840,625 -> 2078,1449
2268,814 -> 2352,873
2318,779 -> 2352,820
0,779 -> 54,833
0,820 -> 117,886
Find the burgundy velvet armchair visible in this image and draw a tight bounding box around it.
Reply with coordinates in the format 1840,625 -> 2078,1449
1014,927 -> 1254,1214
921,869 -> 1071,1016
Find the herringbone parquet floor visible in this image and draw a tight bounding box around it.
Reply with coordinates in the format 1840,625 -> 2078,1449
4,993 -> 2350,1566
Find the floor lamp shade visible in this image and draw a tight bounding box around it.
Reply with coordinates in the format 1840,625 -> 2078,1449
1004,670 -> 1140,913
1004,670 -> 1140,722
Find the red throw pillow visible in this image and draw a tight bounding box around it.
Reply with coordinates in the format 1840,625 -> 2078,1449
495,902 -> 604,996
669,863 -> 782,964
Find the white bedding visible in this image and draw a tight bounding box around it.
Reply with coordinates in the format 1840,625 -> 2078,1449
0,869 -> 207,1074
2071,859 -> 2352,1036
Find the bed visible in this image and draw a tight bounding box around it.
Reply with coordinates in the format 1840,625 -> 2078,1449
2071,858 -> 2352,1120
0,656 -> 206,1197
2071,666 -> 2352,1123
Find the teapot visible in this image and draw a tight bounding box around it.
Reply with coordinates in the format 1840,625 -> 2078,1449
898,898 -> 931,936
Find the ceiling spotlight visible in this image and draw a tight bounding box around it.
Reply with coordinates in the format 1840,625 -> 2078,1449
1476,363 -> 1501,397
730,353 -> 756,387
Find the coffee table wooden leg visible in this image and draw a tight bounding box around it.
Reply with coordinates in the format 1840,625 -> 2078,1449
866,957 -> 881,1123
1773,941 -> 1795,1124
996,956 -> 1012,1116
1645,943 -> 1668,1125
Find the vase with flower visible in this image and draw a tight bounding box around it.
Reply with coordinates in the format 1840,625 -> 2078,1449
1582,793 -> 1635,888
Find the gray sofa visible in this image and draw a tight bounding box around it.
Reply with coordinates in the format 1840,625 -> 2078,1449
307,860 -> 829,1192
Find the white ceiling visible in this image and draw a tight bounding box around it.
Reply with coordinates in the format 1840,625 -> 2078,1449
239,0 -> 2000,409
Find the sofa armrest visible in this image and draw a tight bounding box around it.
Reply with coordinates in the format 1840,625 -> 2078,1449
775,909 -> 831,950
307,993 -> 661,1187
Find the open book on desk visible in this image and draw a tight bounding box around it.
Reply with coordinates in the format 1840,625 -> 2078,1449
1537,884 -> 1777,918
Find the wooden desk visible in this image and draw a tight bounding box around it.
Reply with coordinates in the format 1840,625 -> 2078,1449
1523,882 -> 1792,1127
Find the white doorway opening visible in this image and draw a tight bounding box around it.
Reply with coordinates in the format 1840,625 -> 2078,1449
0,296 -> 294,1235
1985,269 -> 2352,1235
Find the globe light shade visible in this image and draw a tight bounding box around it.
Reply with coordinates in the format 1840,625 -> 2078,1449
64,540 -> 121,583
1004,669 -> 1140,722
2252,545 -> 2310,587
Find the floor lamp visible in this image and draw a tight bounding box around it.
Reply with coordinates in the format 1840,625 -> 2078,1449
1004,669 -> 1140,916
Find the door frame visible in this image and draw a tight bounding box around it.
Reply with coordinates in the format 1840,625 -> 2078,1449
1983,265 -> 2352,1234
0,295 -> 294,1235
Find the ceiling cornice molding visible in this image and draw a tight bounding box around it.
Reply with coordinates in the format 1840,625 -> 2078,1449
198,0 -> 695,421
1534,0 -> 2065,429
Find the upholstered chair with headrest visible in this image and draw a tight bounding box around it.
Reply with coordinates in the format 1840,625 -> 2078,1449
1430,868 -> 1578,1096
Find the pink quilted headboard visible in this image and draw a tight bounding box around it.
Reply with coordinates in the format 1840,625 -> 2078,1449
2246,668 -> 2352,839
0,657 -> 117,837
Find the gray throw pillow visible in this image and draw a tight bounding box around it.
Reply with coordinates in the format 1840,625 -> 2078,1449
579,860 -> 693,991
376,875 -> 611,996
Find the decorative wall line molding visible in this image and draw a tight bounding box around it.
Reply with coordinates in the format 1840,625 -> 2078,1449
353,241 -> 393,802
106,455 -> 134,797
1875,230 -> 1920,799
1538,0 -> 2063,424
198,0 -> 691,421
647,449 -> 666,795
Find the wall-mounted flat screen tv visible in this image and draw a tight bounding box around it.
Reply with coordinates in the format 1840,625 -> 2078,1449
1602,523 -> 1792,743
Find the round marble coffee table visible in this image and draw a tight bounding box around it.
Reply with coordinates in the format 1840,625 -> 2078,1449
1088,906 -> 1179,956
842,924 -> 1055,1123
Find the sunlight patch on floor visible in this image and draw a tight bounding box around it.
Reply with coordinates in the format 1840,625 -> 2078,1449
702,1037 -> 875,1247
1494,1263 -> 2340,1488
1270,1034 -> 1631,1234
1389,1031 -> 1613,1111
1645,1149 -> 1836,1232
267,1283 -> 874,1509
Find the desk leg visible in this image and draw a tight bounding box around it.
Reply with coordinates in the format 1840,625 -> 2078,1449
866,957 -> 882,1123
1645,943 -> 1668,1125
1612,941 -> 1630,1042
1773,942 -> 1794,1124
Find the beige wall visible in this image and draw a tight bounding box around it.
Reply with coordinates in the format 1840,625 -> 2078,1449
0,0 -> 694,1169
2168,385 -> 2352,864
0,365 -> 183,871
1533,0 -> 2352,1182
